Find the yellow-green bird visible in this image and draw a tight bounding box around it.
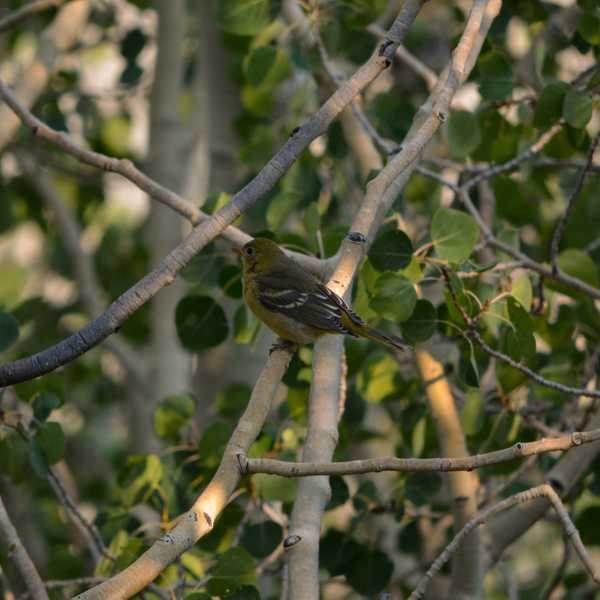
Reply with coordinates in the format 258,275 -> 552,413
237,238 -> 408,351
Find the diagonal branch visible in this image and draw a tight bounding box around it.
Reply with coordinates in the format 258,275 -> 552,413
0,14 -> 405,387
0,496 -> 49,600
73,346 -> 293,600
408,483 -> 599,600
0,0 -> 69,33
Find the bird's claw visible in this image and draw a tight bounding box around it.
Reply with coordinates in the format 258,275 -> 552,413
269,339 -> 298,355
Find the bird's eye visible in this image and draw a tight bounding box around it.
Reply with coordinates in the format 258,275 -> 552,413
245,247 -> 254,256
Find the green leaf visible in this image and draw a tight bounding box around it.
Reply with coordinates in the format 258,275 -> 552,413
578,12 -> 600,45
405,472 -> 442,506
344,547 -> 394,595
534,82 -> 569,128
369,273 -> 417,322
267,191 -> 301,230
506,297 -> 536,363
198,422 -> 233,469
0,311 -> 19,352
253,473 -> 298,502
400,299 -> 436,343
36,421 -> 65,465
240,521 -> 282,558
461,389 -> 485,435
563,88 -> 593,129
577,506 -> 600,546
0,433 -> 29,483
216,383 -> 251,420
477,51 -> 513,101
154,394 -> 195,442
175,295 -> 229,353
218,265 -> 243,299
368,230 -> 413,272
431,208 -> 479,263
447,111 -> 482,158
234,305 -> 260,344
32,392 -> 62,422
224,587 -> 260,600
207,547 -> 256,596
217,0 -> 270,36
118,454 -> 163,507
244,45 -> 277,87
546,249 -> 599,298
511,274 -> 532,311
303,203 -> 320,240
327,475 -> 350,510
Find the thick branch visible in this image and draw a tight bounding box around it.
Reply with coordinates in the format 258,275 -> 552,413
74,346 -> 293,600
286,336 -> 344,599
327,0 -> 502,298
0,496 -> 49,600
415,349 -> 481,599
0,18 -> 402,386
240,429 -> 600,476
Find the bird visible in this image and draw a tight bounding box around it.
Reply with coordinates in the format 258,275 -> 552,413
237,237 -> 409,351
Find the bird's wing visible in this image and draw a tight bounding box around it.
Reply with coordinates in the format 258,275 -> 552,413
255,269 -> 363,335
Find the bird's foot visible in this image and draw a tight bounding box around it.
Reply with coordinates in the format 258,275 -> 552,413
269,339 -> 298,355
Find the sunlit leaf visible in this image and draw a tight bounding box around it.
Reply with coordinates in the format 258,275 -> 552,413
431,208 -> 479,263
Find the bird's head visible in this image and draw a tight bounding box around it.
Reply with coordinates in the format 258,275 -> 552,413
236,237 -> 285,274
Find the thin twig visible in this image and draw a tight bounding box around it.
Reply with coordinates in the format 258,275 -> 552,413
468,329 -> 600,399
408,483 -> 599,599
550,130 -> 600,274
45,468 -> 111,562
240,429 -> 600,476
0,0 -> 67,34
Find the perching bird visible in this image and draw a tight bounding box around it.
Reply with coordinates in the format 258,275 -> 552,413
237,237 -> 408,351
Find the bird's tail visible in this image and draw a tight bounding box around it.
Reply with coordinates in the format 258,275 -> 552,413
358,324 -> 409,351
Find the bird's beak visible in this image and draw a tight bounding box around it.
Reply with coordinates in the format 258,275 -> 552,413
233,246 -> 243,257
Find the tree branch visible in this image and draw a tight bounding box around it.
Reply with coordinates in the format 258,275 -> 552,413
73,346 -> 293,600
328,0 -> 502,299
408,484 -> 599,600
0,0 -> 89,151
0,496 -> 49,600
286,336 -> 344,599
468,328 -> 600,399
240,429 -> 600,476
0,14 -> 403,386
0,0 -> 68,33
415,349 -> 481,599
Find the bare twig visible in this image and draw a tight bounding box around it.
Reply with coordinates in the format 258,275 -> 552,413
0,496 -> 49,600
240,429 -> 600,476
408,484 -> 599,599
0,0 -> 67,33
73,346 -> 293,600
45,468 -> 110,562
550,130 -> 600,274
468,329 -> 600,399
